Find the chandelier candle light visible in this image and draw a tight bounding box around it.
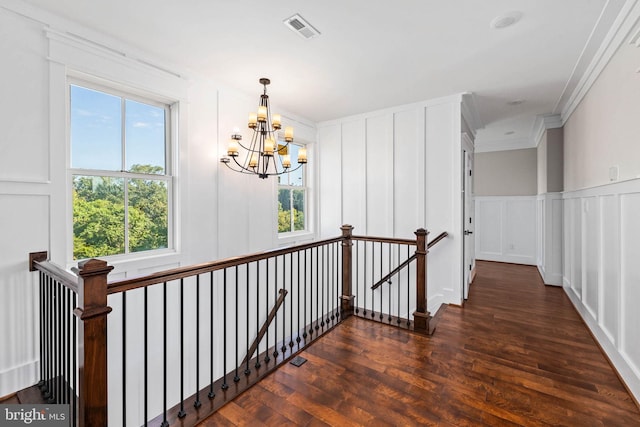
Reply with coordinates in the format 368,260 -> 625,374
220,78 -> 307,179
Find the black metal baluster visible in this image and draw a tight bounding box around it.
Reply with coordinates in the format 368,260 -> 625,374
380,242 -> 384,321
195,275 -> 203,407
320,245 -> 325,331
234,266 -> 240,383
363,242 -> 367,316
48,277 -> 54,400
178,279 -> 186,418
388,243 -> 392,321
264,260 -> 270,364
161,282 -> 168,427
209,272 -> 215,399
144,286 -> 148,425
222,269 -> 229,390
407,245 -> 411,327
55,280 -> 60,403
289,253 -> 294,350
122,291 -> 127,426
245,264 -> 251,376
43,276 -> 49,399
61,286 -> 65,404
274,257 -> 279,360
59,281 -> 64,403
281,255 -> 287,355
397,246 -> 402,325
354,242 -> 359,315
64,287 -> 69,404
336,242 -> 341,321
38,273 -> 44,389
255,261 -> 261,369
315,246 -> 319,333
371,243 -> 376,319
296,251 -> 301,345
330,244 -> 334,324
336,242 -> 340,321
303,249 -> 307,341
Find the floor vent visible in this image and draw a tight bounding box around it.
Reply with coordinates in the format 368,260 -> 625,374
284,14 -> 320,39
290,356 -> 307,367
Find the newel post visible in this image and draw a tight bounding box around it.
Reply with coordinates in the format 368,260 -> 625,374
413,228 -> 431,334
340,224 -> 355,317
72,258 -> 113,427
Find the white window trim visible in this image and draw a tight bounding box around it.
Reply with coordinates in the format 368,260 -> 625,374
66,77 -> 178,264
277,140 -> 313,241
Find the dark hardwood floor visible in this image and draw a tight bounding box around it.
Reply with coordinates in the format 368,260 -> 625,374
201,261 -> 640,426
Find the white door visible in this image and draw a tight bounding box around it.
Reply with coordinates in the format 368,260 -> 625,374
462,134 -> 475,300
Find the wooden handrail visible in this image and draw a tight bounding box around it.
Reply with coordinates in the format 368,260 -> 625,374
352,235 -> 417,245
107,236 -> 344,295
427,231 -> 448,249
370,231 -> 448,291
29,252 -> 79,293
371,254 -> 416,291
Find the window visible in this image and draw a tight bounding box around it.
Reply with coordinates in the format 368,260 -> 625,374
70,82 -> 172,260
278,142 -> 307,233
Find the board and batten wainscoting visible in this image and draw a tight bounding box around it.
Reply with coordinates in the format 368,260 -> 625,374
474,196 -> 537,266
537,192 -> 563,286
563,177 -> 640,402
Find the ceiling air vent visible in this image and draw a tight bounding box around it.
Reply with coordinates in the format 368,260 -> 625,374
284,14 -> 320,39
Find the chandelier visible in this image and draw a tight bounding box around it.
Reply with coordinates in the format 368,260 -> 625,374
220,78 -> 307,179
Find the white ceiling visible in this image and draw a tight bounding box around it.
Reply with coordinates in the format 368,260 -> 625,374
20,0 -> 627,150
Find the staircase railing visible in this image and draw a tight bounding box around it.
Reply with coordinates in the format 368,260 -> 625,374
370,231 -> 448,291
28,224 -> 441,426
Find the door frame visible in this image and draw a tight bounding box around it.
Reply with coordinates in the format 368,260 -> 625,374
461,133 -> 475,300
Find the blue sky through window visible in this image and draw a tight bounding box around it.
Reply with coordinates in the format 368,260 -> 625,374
71,85 -> 166,173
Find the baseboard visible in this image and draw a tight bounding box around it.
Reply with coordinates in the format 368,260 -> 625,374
537,265 -> 563,286
477,254 -> 536,266
0,360 -> 38,397
427,294 -> 445,316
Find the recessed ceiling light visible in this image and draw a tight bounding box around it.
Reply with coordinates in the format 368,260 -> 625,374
490,11 -> 522,29
507,99 -> 526,106
504,131 -> 516,135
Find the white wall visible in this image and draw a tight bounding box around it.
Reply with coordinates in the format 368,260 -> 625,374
317,97 -> 466,313
0,2 -> 317,404
564,27 -> 640,191
562,179 -> 640,401
475,196 -> 537,266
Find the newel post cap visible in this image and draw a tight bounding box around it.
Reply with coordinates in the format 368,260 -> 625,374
73,258 -> 114,277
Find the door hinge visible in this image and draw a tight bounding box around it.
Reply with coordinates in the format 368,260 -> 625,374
469,170 -> 472,176
469,264 -> 472,271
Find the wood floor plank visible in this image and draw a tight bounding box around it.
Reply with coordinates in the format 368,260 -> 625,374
201,261 -> 640,426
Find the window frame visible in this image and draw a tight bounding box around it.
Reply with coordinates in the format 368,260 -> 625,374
277,141 -> 309,236
67,77 -> 176,261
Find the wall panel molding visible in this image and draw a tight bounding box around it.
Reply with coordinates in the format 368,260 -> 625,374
562,177 -> 640,402
537,192 -> 563,286
475,196 -> 537,265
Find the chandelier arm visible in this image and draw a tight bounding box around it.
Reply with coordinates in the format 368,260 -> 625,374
222,158 -> 256,175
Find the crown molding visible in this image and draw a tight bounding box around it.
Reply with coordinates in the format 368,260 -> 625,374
474,137 -> 535,153
561,0 -> 640,123
531,113 -> 563,147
